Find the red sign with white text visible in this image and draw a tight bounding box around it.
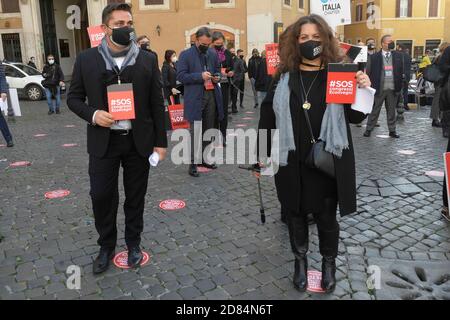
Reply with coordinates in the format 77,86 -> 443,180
107,84 -> 136,121
326,63 -> 358,104
87,25 -> 105,48
444,153 -> 450,204
265,43 -> 280,76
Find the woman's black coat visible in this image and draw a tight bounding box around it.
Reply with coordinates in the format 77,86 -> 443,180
258,70 -> 367,217
161,61 -> 178,99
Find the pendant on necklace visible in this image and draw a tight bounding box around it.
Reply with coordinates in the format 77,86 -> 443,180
303,101 -> 311,110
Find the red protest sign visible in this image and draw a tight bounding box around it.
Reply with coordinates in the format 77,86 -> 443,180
87,25 -> 105,48
265,43 -> 280,75
307,270 -> 326,293
107,84 -> 136,121
168,97 -> 190,130
444,153 -> 450,203
326,63 -> 358,104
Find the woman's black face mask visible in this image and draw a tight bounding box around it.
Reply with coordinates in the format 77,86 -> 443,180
299,40 -> 323,61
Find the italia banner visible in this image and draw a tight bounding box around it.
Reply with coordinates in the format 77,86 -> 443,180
310,0 -> 352,29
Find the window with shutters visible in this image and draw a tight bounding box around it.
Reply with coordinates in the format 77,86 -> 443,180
139,0 -> 170,10
428,0 -> 439,17
205,0 -> 235,9
396,0 -> 412,18
299,0 -> 305,10
1,0 -> 20,13
355,4 -> 363,22
283,0 -> 292,9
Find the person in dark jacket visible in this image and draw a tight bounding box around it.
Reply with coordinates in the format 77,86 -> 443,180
364,35 -> 404,138
258,15 -> 370,294
67,3 -> 168,273
161,49 -> 180,105
137,35 -> 159,65
42,54 -> 64,115
396,44 -> 412,116
439,45 -> 450,222
0,62 -> 13,147
27,57 -> 37,70
230,49 -> 247,113
255,50 -> 272,102
248,49 -> 262,108
177,27 -> 224,177
212,31 -> 234,145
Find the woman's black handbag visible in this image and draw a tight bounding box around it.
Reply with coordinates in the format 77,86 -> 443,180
303,108 -> 336,179
423,64 -> 444,83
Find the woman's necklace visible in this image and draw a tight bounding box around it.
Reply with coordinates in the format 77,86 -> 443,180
299,69 -> 321,110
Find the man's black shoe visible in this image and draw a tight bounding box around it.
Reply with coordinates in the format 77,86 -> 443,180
93,247 -> 115,275
363,130 -> 371,137
389,132 -> 400,139
56,109 -> 61,115
201,162 -> 218,170
240,104 -> 244,109
232,109 -> 238,114
48,111 -> 54,115
432,120 -> 442,128
189,164 -> 200,177
127,246 -> 143,269
6,141 -> 14,148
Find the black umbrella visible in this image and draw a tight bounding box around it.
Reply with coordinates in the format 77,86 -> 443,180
239,164 -> 266,224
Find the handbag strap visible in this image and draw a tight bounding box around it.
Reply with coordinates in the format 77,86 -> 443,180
302,108 -> 317,144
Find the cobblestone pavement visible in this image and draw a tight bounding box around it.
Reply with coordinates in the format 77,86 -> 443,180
0,86 -> 449,300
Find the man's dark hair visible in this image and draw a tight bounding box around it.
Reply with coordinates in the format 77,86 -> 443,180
212,31 -> 225,42
165,50 -> 176,63
237,49 -> 244,55
381,34 -> 391,44
366,38 -> 375,44
195,27 -> 212,39
102,3 -> 132,25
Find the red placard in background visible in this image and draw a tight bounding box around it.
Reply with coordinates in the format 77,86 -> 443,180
265,43 -> 280,76
87,25 -> 105,48
168,96 -> 190,130
444,153 -> 450,204
326,63 -> 358,104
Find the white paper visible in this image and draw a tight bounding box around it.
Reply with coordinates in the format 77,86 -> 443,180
0,100 -> 6,116
354,46 -> 368,63
9,88 -> 21,117
310,0 -> 352,29
351,87 -> 376,114
149,152 -> 160,167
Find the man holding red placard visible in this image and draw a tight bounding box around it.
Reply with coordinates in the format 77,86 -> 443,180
68,3 -> 167,274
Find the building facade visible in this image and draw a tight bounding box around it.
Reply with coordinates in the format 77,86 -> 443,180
344,0 -> 449,58
0,0 -> 311,79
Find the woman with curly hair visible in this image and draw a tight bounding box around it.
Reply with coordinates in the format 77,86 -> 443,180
259,15 -> 372,293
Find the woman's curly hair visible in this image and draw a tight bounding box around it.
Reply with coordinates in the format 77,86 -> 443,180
277,14 -> 344,75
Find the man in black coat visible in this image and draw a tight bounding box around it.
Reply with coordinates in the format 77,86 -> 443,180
67,3 -> 167,274
248,49 -> 262,108
364,35 -> 404,138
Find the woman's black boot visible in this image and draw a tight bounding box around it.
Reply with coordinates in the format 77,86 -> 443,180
321,256 -> 337,293
287,213 -> 309,292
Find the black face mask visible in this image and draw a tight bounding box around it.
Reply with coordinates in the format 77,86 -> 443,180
388,42 -> 395,51
239,55 -> 244,59
368,44 -> 375,51
198,44 -> 209,54
214,45 -> 223,50
140,43 -> 149,51
109,26 -> 135,46
299,40 -> 323,61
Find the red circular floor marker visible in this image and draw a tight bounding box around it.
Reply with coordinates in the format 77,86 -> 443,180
113,251 -> 150,269
9,161 -> 31,168
242,117 -> 254,120
159,199 -> 186,211
245,111 -> 255,114
62,143 -> 78,148
34,134 -> 47,137
307,270 -> 326,294
197,166 -> 212,173
45,190 -> 71,199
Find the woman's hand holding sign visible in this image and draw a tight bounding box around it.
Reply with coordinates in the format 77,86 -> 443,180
356,71 -> 371,88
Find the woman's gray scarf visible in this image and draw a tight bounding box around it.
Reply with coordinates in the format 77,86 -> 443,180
98,37 -> 140,72
272,72 -> 349,167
